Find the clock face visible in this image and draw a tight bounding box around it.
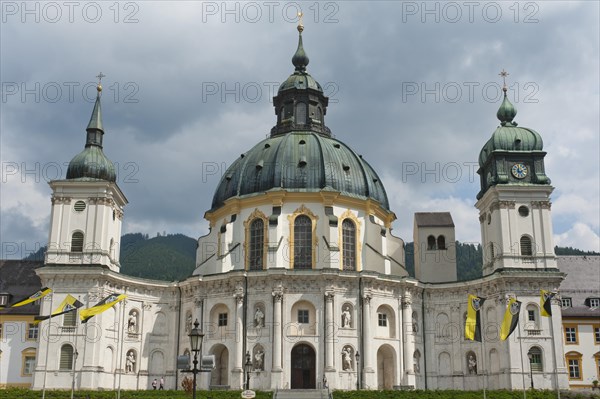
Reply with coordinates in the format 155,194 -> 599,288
511,163 -> 528,179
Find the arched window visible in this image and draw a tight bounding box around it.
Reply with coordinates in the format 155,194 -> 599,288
520,236 -> 533,256
71,231 -> 84,252
294,215 -> 312,269
60,344 -> 74,370
528,346 -> 543,372
249,219 -> 264,270
427,235 -> 436,250
437,235 -> 446,250
342,219 -> 356,271
295,102 -> 307,125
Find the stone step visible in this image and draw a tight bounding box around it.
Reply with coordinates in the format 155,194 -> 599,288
275,389 -> 329,399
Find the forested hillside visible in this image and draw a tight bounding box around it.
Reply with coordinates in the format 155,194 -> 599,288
23,235 -> 597,281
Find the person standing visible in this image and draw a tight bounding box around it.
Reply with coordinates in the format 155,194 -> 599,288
152,379 -> 157,390
159,376 -> 164,390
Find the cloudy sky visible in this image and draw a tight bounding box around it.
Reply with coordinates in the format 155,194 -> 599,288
1,1 -> 598,258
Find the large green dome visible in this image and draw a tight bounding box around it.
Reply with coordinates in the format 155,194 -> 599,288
211,131 -> 389,211
211,27 -> 389,211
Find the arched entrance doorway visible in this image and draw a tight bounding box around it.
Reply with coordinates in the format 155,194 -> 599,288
209,344 -> 229,387
291,344 -> 316,389
377,344 -> 396,389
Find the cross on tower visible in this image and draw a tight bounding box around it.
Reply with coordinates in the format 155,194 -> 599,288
499,69 -> 509,91
96,72 -> 106,84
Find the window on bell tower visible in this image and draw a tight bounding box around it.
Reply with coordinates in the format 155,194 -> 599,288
71,232 -> 84,253
520,236 -> 533,256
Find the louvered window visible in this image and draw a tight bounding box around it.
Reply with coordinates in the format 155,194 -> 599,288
520,236 -> 532,256
60,345 -> 74,370
71,232 -> 84,252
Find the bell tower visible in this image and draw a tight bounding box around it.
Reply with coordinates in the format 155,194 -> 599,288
45,74 -> 127,272
476,70 -> 555,275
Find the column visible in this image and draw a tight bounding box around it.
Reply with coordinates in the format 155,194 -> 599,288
233,294 -> 244,388
325,292 -> 335,371
362,292 -> 375,389
402,293 -> 416,387
271,290 -> 283,389
362,293 -> 373,372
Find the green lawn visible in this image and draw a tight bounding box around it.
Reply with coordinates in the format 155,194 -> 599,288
2,389 -> 599,399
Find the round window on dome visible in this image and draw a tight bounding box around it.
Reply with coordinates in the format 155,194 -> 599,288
518,206 -> 529,217
74,201 -> 86,212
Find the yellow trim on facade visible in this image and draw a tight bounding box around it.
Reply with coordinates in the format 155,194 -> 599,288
20,347 -> 36,377
338,209 -> 362,272
564,324 -> 579,345
565,351 -> 583,381
287,204 -> 319,269
243,208 -> 269,271
206,191 -> 395,229
595,353 -> 600,380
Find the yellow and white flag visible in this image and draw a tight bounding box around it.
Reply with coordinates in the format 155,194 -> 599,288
465,294 -> 486,342
500,298 -> 521,341
34,294 -> 83,324
8,287 -> 52,308
80,294 -> 126,324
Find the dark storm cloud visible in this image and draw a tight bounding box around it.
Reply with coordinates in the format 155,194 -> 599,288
1,1 -> 598,256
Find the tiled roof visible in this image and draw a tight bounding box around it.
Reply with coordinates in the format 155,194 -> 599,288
557,256 -> 600,318
414,212 -> 454,227
0,260 -> 43,315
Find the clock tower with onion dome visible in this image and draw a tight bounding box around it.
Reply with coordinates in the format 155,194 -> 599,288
476,71 -> 555,275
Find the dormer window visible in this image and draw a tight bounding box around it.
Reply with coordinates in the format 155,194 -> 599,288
0,293 -> 10,307
588,298 -> 600,308
561,297 -> 572,308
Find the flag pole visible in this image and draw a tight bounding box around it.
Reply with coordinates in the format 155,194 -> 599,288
549,297 -> 561,399
480,306 -> 487,399
70,305 -> 80,399
516,299 -> 527,399
42,291 -> 54,399
117,299 -> 126,399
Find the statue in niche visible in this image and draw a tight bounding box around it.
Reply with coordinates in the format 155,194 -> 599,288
254,307 -> 264,328
128,311 -> 137,333
468,354 -> 477,374
254,349 -> 264,371
126,351 -> 136,373
342,347 -> 353,371
185,314 -> 192,333
341,306 -> 351,328
412,314 -> 418,332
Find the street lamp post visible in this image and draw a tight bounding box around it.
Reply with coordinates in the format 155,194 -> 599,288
355,351 -> 360,390
244,351 -> 252,390
189,319 -> 204,399
527,353 -> 534,390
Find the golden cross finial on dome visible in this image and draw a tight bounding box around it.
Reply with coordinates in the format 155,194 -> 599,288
297,11 -> 304,33
96,72 -> 105,92
499,69 -> 509,92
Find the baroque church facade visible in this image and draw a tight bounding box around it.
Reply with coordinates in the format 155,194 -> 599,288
31,25 -> 570,392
